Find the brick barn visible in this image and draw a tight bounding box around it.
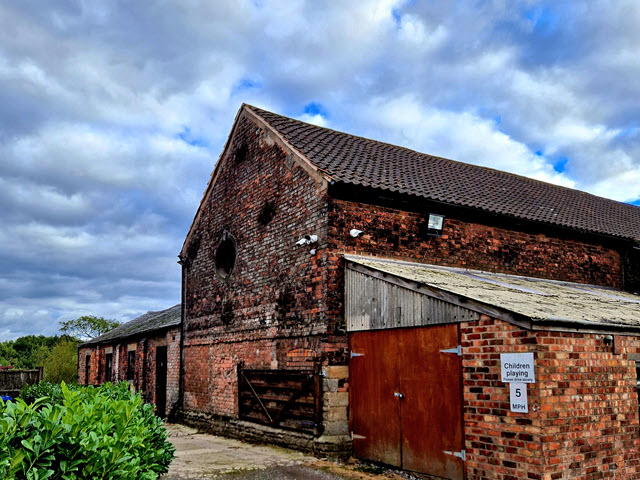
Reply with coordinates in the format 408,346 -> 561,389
177,104 -> 640,479
78,304 -> 181,418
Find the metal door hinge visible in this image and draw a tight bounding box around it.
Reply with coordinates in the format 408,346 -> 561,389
350,351 -> 365,358
352,432 -> 367,440
440,345 -> 462,356
444,450 -> 466,461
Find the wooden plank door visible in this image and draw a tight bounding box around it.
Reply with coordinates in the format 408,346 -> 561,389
156,346 -> 167,418
398,325 -> 464,480
349,325 -> 464,480
349,330 -> 402,467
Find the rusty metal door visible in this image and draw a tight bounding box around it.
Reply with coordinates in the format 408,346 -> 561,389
349,325 -> 464,480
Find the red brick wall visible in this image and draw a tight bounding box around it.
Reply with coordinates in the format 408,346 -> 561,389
182,331 -> 346,415
76,326 -> 181,417
536,331 -> 640,479
461,315 -> 640,480
328,199 -> 623,288
462,317 -> 545,479
182,112 -> 348,417
184,113 -> 331,333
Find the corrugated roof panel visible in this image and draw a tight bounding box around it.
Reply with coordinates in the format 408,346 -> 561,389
345,255 -> 640,329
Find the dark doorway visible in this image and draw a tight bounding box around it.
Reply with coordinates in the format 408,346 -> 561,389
85,355 -> 91,385
105,353 -> 113,383
156,346 -> 167,418
349,324 -> 464,480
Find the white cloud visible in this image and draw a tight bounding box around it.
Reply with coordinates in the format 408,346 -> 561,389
0,0 -> 639,339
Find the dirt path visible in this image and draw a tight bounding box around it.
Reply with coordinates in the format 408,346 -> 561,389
161,423 -> 405,480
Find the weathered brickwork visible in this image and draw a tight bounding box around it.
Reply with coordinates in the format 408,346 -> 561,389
328,198 -> 623,288
183,110 -> 348,448
77,326 -> 180,417
181,112 -> 348,445
184,114 -> 331,335
462,315 -> 640,480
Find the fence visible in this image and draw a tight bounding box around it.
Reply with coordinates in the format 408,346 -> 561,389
238,365 -> 322,435
0,368 -> 43,398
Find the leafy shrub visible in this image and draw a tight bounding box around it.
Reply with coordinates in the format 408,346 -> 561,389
19,381 -> 64,405
43,339 -> 79,384
0,382 -> 174,479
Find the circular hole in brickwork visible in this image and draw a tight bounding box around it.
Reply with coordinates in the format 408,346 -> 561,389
215,233 -> 237,278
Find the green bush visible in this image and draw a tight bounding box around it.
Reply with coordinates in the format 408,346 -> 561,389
18,381 -> 64,405
43,339 -> 79,385
0,382 -> 174,479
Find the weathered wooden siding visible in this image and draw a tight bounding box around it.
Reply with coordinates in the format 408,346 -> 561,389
0,368 -> 43,397
345,267 -> 479,332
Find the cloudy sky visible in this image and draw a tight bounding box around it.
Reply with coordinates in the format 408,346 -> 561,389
1,1 -> 639,340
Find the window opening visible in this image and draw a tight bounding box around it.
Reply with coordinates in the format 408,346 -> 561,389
127,351 -> 135,381
85,355 -> 91,385
215,232 -> 237,278
105,353 -> 113,383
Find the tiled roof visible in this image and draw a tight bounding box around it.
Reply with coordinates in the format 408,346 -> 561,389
80,305 -> 181,346
248,105 -> 640,243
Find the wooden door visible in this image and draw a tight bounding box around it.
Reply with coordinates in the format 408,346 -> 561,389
156,347 -> 167,418
398,325 -> 464,479
349,330 -> 402,467
349,325 -> 464,480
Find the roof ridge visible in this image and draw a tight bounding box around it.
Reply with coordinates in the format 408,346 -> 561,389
245,104 -> 640,213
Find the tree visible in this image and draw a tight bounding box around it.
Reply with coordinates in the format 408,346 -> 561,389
59,316 -> 121,340
42,338 -> 79,384
10,335 -> 60,368
0,341 -> 18,366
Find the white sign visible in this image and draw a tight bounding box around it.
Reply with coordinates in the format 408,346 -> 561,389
500,353 -> 535,383
509,383 -> 528,413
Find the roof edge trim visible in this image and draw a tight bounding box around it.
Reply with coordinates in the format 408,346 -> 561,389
78,323 -> 179,348
244,106 -> 330,186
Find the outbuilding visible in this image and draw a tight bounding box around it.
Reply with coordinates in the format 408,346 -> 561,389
78,304 -> 181,418
345,256 -> 640,479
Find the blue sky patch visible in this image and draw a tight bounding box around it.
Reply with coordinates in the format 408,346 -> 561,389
392,8 -> 402,26
553,156 -> 569,173
523,5 -> 558,35
304,102 -> 328,118
232,77 -> 262,96
177,126 -> 208,148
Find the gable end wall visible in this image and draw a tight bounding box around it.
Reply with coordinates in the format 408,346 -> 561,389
181,113 -> 347,418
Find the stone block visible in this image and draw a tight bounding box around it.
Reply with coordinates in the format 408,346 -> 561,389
323,405 -> 348,422
324,391 -> 348,407
324,366 -> 348,379
322,420 -> 349,436
323,378 -> 339,392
